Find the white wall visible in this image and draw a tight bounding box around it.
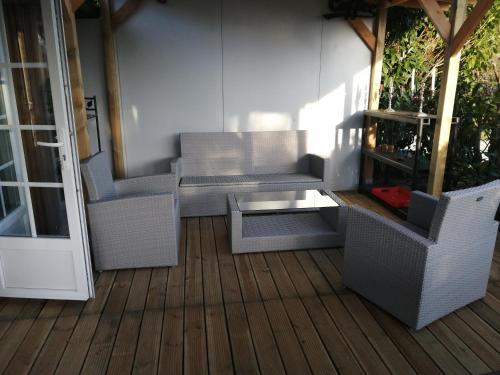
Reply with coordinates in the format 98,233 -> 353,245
79,0 -> 372,190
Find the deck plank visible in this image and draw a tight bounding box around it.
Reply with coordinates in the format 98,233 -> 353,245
4,300 -> 65,375
263,252 -> 338,374
249,253 -> 312,374
233,253 -> 286,375
213,217 -> 260,375
159,219 -> 187,375
306,250 -> 390,375
201,217 -> 233,375
0,299 -> 27,339
79,269 -> 135,375
132,267 -> 169,374
33,272 -> 114,375
0,300 -> 45,373
106,268 -> 151,374
184,217 -> 208,375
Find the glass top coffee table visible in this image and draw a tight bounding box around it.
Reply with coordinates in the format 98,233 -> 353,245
227,189 -> 346,254
235,189 -> 340,213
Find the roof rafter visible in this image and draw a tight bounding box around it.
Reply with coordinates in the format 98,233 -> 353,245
417,0 -> 451,40
449,0 -> 494,55
348,18 -> 376,52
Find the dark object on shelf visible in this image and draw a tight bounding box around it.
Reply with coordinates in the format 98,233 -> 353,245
371,186 -> 411,208
85,96 -> 102,154
323,0 -> 376,19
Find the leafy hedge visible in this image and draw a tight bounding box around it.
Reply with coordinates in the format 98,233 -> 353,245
379,3 -> 500,190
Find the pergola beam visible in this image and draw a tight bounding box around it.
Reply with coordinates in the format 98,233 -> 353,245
363,1 -> 388,184
449,0 -> 494,55
348,18 -> 376,52
101,0 -> 126,177
62,0 -> 92,160
417,0 -> 451,41
427,0 -> 468,195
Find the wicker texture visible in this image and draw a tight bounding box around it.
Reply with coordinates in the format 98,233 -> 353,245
176,131 -> 329,216
81,152 -> 180,271
228,190 -> 347,254
343,180 -> 500,330
80,152 -> 116,201
181,173 -> 321,187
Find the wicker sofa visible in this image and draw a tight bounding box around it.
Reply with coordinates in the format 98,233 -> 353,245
171,130 -> 330,217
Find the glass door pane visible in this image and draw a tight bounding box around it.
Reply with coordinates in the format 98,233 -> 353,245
0,0 -> 68,238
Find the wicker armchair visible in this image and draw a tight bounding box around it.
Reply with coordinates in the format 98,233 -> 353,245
81,152 -> 180,271
343,180 -> 500,330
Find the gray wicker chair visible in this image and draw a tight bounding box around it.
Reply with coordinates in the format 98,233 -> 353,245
81,152 -> 180,271
343,180 -> 500,330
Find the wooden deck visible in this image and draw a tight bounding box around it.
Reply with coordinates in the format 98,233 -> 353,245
0,192 -> 499,375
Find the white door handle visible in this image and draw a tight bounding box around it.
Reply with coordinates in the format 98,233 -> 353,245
36,141 -> 64,148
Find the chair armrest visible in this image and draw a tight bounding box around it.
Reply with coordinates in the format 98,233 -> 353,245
407,191 -> 439,232
170,157 -> 182,178
308,154 -> 329,182
343,205 -> 436,325
114,174 -> 177,196
88,193 -> 176,235
87,193 -> 178,270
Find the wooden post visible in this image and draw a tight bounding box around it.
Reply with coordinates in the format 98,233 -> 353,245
427,0 -> 467,195
62,2 -> 91,160
101,0 -> 126,178
363,1 -> 388,184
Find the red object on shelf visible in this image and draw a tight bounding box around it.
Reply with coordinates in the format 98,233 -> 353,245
371,186 -> 411,208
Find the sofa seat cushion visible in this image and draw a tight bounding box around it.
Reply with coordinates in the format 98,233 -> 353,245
180,173 -> 321,187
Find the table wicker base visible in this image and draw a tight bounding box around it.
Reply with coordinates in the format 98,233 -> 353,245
227,190 -> 347,254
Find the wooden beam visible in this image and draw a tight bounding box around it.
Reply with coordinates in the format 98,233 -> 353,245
348,18 -> 376,52
363,1 -> 388,184
417,0 -> 451,40
101,0 -> 126,177
63,4 -> 92,160
111,0 -> 146,30
71,0 -> 86,12
427,0 -> 468,195
449,0 -> 494,55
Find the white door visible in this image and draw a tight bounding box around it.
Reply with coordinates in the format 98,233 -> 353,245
0,0 -> 94,300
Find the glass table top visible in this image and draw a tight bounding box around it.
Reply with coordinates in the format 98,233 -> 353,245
235,190 -> 339,212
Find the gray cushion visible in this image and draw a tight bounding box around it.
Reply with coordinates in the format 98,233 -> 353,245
80,152 -> 116,201
180,173 -> 321,187
401,221 -> 429,238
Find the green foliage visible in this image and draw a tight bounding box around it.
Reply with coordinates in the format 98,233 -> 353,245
379,4 -> 500,189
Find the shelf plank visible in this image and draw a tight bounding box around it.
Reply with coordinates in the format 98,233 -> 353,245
364,109 -> 437,124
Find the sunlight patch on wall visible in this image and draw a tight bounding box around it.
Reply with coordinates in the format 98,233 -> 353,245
246,111 -> 293,131
298,83 -> 346,156
131,105 -> 139,127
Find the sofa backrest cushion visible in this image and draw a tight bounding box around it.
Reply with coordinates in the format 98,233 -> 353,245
180,131 -> 310,176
